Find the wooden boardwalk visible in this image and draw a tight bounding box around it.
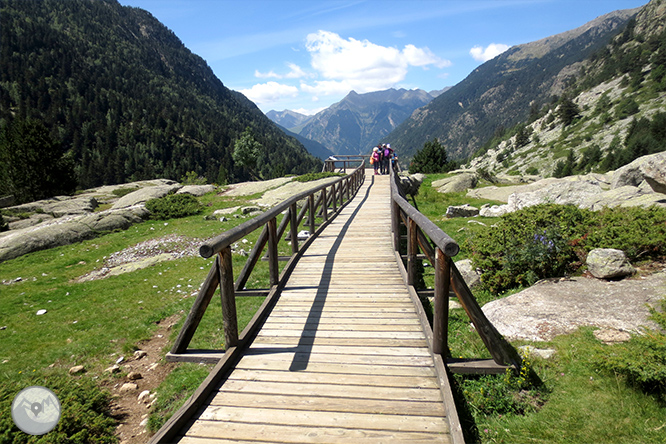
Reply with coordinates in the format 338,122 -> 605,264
175,175 -> 455,443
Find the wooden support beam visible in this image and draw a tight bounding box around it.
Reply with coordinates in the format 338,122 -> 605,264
407,217 -> 418,286
433,248 -> 450,357
219,247 -> 238,349
267,217 -> 279,286
289,203 -> 299,254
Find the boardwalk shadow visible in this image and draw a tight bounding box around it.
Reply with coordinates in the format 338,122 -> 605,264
288,176 -> 375,371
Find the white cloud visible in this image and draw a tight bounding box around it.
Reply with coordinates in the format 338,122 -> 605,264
301,30 -> 450,96
239,82 -> 299,104
469,43 -> 510,62
254,69 -> 280,79
285,63 -> 309,79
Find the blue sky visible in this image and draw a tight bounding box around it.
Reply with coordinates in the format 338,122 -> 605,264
119,0 -> 648,115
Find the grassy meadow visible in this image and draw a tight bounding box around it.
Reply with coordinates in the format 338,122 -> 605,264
1,173 -> 665,443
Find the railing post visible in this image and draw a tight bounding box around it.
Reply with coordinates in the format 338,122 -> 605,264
331,184 -> 337,212
346,177 -> 350,201
308,194 -> 315,236
218,247 -> 238,349
392,201 -> 401,253
407,217 -> 418,286
321,187 -> 328,221
433,248 -> 450,356
339,181 -> 344,207
289,203 -> 298,255
267,217 -> 279,286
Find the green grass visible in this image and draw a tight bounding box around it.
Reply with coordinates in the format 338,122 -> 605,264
0,188 -> 305,440
415,177 -> 666,444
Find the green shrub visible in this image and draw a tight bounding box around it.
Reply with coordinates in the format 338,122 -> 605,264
0,375 -> 117,443
111,187 -> 138,197
145,193 -> 203,220
0,214 -> 7,232
467,205 -> 591,293
180,171 -> 207,185
293,172 -> 344,182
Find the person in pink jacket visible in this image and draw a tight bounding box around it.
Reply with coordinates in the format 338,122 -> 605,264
371,146 -> 381,175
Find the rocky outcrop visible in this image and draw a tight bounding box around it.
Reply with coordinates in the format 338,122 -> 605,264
445,204 -> 479,218
482,272 -> 664,341
467,154 -> 666,215
112,182 -> 181,209
433,173 -> 477,193
398,173 -> 425,197
0,206 -> 148,263
177,185 -> 217,196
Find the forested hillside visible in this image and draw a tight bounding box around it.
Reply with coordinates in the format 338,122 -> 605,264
0,0 -> 320,204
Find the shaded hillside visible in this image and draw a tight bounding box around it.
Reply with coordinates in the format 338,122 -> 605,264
298,88 -> 437,156
468,0 -> 666,177
276,124 -> 334,160
0,0 -> 320,202
385,8 -> 638,162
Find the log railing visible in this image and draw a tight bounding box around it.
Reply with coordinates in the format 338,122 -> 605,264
167,164 -> 366,361
389,168 -> 523,374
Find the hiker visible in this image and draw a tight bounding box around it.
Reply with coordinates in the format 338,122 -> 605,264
391,154 -> 401,172
371,146 -> 381,175
382,144 -> 393,174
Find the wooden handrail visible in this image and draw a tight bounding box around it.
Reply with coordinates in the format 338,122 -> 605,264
169,164 -> 366,360
389,167 -> 522,373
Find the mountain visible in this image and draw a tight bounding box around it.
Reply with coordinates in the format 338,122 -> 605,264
467,0 -> 666,178
0,0 -> 320,203
294,88 -> 439,156
266,110 -> 313,130
384,8 -> 639,162
276,125 -> 334,160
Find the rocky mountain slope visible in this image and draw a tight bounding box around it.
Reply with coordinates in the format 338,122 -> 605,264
467,0 -> 666,177
384,6 -> 640,162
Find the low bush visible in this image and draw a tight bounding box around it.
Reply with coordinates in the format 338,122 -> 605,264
466,204 -> 666,294
145,193 -> 203,220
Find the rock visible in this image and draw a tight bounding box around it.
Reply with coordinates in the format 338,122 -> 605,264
518,345 -> 556,359
134,350 -> 147,359
445,204 -> 479,218
222,177 -> 293,197
111,183 -> 181,209
176,185 -> 216,196
508,179 -> 605,210
434,173 -> 477,194
482,272 -> 664,342
35,309 -> 47,315
137,390 -> 151,402
240,206 -> 261,215
455,259 -> 482,289
127,371 -> 143,380
398,173 -> 424,196
594,328 -> 632,344
5,196 -> 98,217
119,383 -> 139,393
104,364 -> 121,374
479,203 -> 510,217
203,215 -> 217,221
640,152 -> 666,194
213,206 -> 240,215
69,365 -> 85,375
586,248 -> 635,279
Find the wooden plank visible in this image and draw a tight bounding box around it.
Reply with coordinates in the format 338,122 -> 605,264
195,406 -> 448,433
207,391 -> 445,416
181,421 -> 450,444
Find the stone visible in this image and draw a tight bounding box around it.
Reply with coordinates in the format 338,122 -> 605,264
127,371 -> 143,380
119,383 -> 139,393
176,185 -> 217,196
240,206 -> 261,215
35,309 -> 47,316
518,345 -> 556,359
137,390 -> 151,402
213,206 -> 241,215
479,204 -> 510,217
586,248 -> 635,279
594,328 -> 632,344
104,364 -> 121,374
445,204 -> 479,218
398,173 -> 424,196
434,173 -> 478,194
69,365 -> 85,375
134,350 -> 147,359
455,259 -> 482,289
640,152 -> 666,194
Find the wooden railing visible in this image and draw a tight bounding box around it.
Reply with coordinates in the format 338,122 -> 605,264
322,155 -> 367,173
167,164 -> 366,362
389,168 -> 523,374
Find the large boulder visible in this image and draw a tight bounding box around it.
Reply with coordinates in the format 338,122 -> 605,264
433,173 -> 477,194
508,179 -> 605,210
177,185 -> 217,196
586,248 -> 635,279
611,151 -> 666,193
398,173 -> 425,197
5,196 -> 98,217
445,204 -> 479,218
